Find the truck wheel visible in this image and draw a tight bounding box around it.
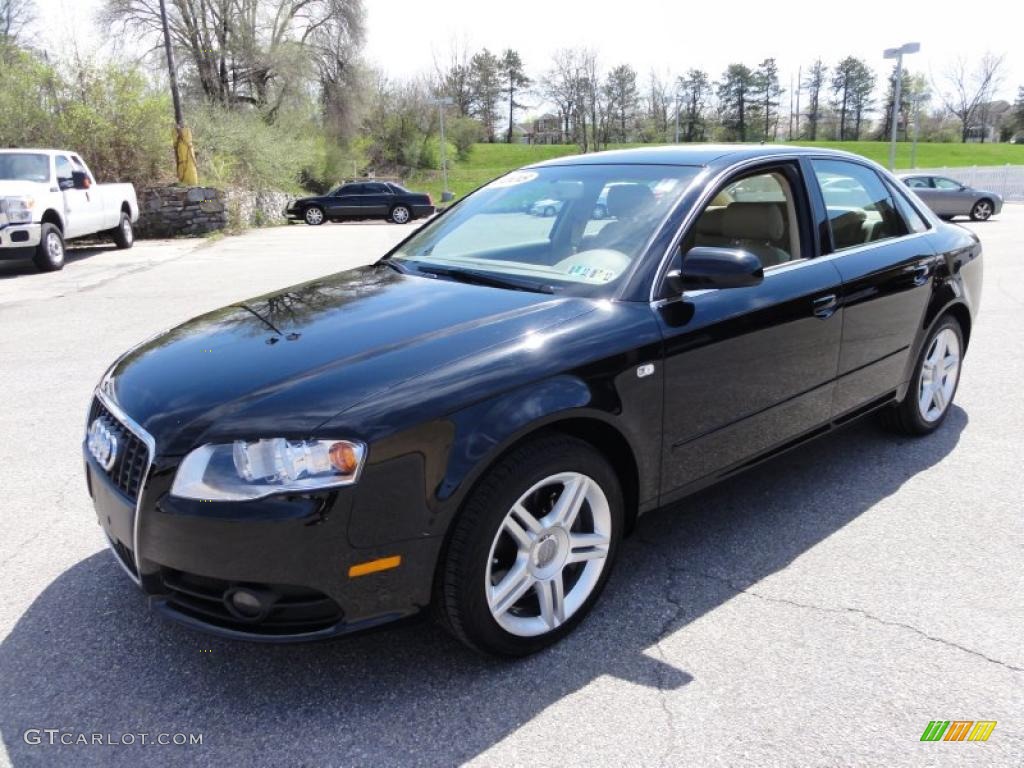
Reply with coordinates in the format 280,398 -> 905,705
112,212 -> 134,249
33,224 -> 66,272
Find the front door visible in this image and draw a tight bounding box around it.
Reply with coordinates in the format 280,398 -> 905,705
56,154 -> 97,238
656,162 -> 844,499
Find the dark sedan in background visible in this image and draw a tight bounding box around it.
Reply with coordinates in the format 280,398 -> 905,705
287,181 -> 434,225
86,146 -> 981,657
898,174 -> 1003,221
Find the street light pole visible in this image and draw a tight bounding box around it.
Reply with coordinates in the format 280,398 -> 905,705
673,91 -> 680,143
884,42 -> 920,171
432,96 -> 454,202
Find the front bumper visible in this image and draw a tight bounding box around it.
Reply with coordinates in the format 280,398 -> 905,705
84,400 -> 443,642
0,222 -> 41,260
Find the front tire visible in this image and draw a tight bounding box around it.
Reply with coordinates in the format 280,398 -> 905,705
970,199 -> 994,221
882,315 -> 963,435
390,205 -> 411,224
304,206 -> 325,226
33,223 -> 66,272
437,435 -> 623,657
112,212 -> 134,249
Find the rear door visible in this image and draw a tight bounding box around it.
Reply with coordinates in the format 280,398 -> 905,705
808,159 -> 936,415
656,161 -> 844,497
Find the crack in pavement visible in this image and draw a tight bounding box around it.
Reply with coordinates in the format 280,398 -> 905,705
681,567 -> 1024,674
634,532 -> 1019,675
650,565 -> 687,765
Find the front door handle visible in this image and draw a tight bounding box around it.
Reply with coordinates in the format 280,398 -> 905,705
812,294 -> 838,318
904,263 -> 931,286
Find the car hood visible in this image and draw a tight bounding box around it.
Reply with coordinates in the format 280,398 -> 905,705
0,180 -> 50,197
105,264 -> 593,455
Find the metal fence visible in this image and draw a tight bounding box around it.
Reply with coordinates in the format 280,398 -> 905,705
910,165 -> 1024,202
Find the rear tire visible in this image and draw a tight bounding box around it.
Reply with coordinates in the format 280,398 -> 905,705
390,205 -> 411,224
436,435 -> 623,657
33,223 -> 65,272
882,315 -> 963,436
112,212 -> 134,249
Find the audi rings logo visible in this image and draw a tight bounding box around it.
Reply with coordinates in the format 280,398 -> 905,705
87,419 -> 119,471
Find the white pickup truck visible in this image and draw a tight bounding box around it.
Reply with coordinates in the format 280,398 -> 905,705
0,149 -> 139,272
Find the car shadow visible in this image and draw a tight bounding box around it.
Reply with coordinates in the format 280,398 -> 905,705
0,243 -> 119,279
0,409 -> 967,766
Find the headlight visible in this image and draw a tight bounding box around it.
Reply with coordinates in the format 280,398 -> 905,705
170,438 -> 366,501
2,196 -> 35,224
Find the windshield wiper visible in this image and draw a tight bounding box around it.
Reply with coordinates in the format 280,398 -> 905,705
413,264 -> 555,294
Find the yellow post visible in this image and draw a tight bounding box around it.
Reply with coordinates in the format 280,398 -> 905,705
174,125 -> 199,186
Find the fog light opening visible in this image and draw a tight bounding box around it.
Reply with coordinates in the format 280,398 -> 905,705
224,587 -> 274,622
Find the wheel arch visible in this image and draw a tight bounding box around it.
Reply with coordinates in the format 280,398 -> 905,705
40,209 -> 64,232
447,410 -> 643,538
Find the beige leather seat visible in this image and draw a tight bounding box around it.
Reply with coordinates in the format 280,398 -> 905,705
719,202 -> 790,268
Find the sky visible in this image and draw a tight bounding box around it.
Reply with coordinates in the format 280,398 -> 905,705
33,0 -> 1024,113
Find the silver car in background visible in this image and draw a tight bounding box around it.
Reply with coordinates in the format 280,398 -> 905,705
898,174 -> 1003,221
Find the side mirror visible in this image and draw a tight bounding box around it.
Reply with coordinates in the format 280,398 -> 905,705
72,171 -> 92,190
666,246 -> 764,293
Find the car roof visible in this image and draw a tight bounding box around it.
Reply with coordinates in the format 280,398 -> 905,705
525,144 -> 882,170
0,149 -> 69,155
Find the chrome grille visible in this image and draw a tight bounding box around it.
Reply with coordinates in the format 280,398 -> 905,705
88,398 -> 150,501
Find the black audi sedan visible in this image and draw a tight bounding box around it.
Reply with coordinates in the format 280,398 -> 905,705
85,146 -> 982,656
286,181 -> 435,225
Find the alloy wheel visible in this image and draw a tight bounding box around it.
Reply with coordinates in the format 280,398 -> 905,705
918,328 -> 960,422
972,201 -> 992,220
305,207 -> 324,225
392,206 -> 410,224
485,472 -> 611,637
122,217 -> 134,245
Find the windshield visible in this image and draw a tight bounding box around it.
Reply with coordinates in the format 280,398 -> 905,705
393,164 -> 699,295
0,153 -> 50,183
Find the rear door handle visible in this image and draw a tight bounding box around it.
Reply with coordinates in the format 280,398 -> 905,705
812,294 -> 838,318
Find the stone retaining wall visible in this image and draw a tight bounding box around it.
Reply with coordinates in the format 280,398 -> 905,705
136,185 -> 292,238
135,186 -> 228,238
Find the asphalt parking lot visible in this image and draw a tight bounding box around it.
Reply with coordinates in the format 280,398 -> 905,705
0,210 -> 1021,767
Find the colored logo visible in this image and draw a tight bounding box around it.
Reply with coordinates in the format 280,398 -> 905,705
920,721 -> 997,742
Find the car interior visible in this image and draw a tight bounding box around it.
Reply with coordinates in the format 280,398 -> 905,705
686,171 -> 800,268
812,161 -> 905,251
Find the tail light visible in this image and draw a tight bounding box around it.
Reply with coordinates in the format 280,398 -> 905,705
427,193 -> 433,206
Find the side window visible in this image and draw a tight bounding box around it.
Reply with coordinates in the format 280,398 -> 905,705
55,156 -> 73,189
888,183 -> 930,233
366,183 -> 389,194
933,177 -> 961,190
687,169 -> 800,268
812,159 -> 905,251
905,177 -> 931,189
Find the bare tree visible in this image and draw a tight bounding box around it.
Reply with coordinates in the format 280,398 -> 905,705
433,36 -> 474,117
542,49 -> 582,144
1,0 -> 35,43
646,70 -> 671,139
938,53 -> 1006,142
103,0 -> 365,118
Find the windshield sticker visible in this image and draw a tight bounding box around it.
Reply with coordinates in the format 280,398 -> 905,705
488,170 -> 538,188
567,264 -> 616,283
